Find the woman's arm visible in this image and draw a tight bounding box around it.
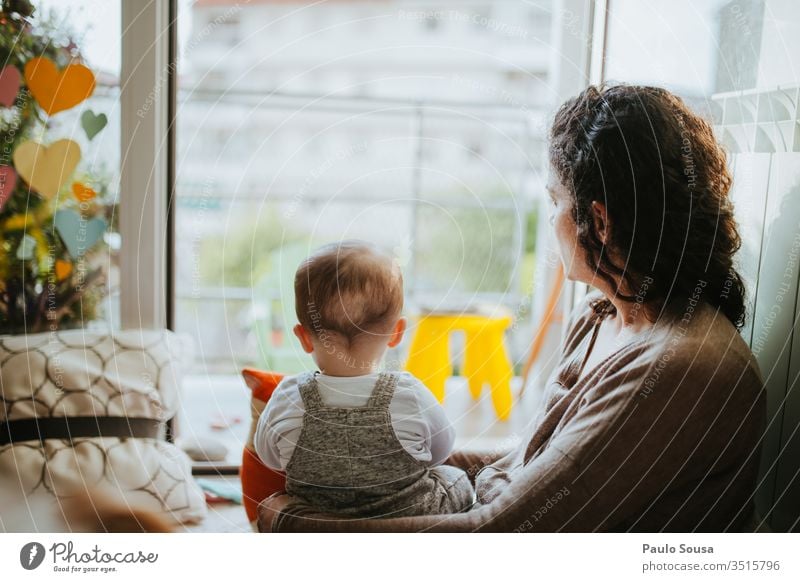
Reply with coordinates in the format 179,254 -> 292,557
259,443 -> 577,532
257,444 -> 517,532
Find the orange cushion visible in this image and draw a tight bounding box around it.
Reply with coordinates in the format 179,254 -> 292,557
242,368 -> 284,402
240,368 -> 286,523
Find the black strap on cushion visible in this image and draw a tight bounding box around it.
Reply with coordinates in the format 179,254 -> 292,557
0,416 -> 165,445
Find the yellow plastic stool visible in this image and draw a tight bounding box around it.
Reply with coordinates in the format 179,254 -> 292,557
404,313 -> 514,420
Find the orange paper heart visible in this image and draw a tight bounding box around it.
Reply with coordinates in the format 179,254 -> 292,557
24,57 -> 95,116
55,259 -> 72,281
72,182 -> 96,202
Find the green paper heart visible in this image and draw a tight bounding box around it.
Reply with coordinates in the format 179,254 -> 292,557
81,109 -> 107,141
54,209 -> 107,258
16,234 -> 36,260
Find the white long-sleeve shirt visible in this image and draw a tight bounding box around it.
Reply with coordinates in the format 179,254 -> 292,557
254,371 -> 456,472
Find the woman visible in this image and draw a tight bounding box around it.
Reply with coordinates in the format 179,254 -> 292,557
259,84 -> 766,532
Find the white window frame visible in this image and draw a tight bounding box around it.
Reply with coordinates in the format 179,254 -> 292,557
119,0 -> 173,329
559,0 -> 608,320
530,0 -> 606,360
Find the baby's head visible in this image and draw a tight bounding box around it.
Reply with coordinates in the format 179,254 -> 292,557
293,240 -> 406,373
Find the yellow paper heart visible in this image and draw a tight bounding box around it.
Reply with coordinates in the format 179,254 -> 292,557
24,57 -> 95,116
55,259 -> 72,281
13,139 -> 81,199
72,182 -> 96,202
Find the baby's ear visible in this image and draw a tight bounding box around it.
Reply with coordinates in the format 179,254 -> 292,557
387,317 -> 407,348
293,324 -> 315,353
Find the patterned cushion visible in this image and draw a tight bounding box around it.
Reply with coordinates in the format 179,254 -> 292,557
0,329 -> 206,528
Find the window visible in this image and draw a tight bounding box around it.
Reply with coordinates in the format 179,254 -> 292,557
174,0 -> 562,375
172,0 -> 573,460
605,0 -> 756,107
0,0 -> 121,333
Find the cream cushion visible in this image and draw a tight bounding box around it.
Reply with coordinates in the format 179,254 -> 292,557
0,329 -> 206,528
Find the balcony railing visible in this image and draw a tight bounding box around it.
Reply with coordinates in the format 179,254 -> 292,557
170,89 -> 547,369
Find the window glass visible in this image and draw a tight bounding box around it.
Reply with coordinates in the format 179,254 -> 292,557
0,1 -> 121,333
174,0 -> 562,377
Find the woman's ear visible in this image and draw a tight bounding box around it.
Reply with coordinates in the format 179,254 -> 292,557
293,324 -> 315,353
387,317 -> 407,348
591,200 -> 609,244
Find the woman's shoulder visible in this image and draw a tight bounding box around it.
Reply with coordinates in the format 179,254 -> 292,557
680,301 -> 763,384
608,299 -> 763,403
569,292 -> 762,396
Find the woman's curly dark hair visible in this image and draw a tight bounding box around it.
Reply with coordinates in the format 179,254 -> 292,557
549,84 -> 746,329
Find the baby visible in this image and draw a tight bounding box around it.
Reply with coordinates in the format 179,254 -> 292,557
254,240 -> 475,518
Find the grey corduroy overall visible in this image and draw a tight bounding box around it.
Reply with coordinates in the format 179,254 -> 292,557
284,371 -> 475,518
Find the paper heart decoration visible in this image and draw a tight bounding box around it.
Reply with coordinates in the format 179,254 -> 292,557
72,182 -> 96,202
0,65 -> 21,107
54,209 -> 106,258
55,259 -> 72,281
16,234 -> 36,260
24,57 -> 95,116
13,139 -> 81,199
81,109 -> 107,140
0,166 -> 16,211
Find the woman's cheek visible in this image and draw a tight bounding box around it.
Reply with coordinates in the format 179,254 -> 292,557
554,208 -> 578,277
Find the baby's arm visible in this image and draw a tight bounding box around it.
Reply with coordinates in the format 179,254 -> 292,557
253,376 -> 304,472
403,374 -> 514,481
253,400 -> 283,471
407,376 -> 456,466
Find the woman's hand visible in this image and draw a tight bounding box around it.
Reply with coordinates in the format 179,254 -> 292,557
257,491 -> 292,532
445,448 -> 511,486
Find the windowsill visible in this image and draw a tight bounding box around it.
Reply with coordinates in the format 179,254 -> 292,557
178,373 -> 542,468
